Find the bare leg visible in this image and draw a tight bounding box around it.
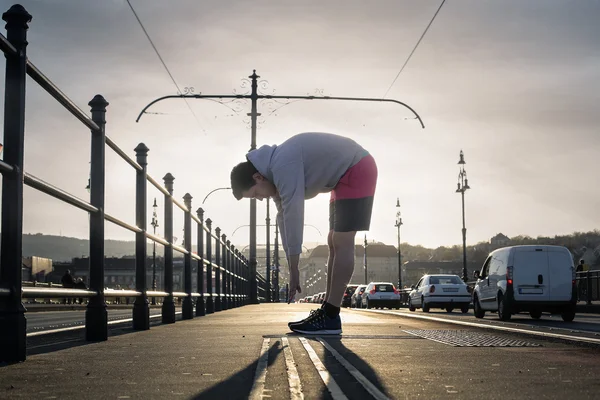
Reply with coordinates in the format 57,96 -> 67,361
326,231 -> 357,307
324,230 -> 335,304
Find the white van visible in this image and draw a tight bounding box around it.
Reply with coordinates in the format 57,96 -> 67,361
472,245 -> 577,322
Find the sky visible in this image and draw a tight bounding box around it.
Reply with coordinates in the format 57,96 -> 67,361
0,0 -> 599,252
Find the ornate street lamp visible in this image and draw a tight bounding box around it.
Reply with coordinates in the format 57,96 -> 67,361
456,150 -> 471,282
395,198 -> 403,290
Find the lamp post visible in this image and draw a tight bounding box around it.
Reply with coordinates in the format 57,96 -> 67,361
395,198 -> 403,290
456,150 -> 471,282
151,198 -> 159,305
363,234 -> 368,285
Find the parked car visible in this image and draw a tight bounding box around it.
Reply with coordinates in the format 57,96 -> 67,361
361,282 -> 401,309
472,245 -> 577,322
342,284 -> 359,307
317,292 -> 326,304
408,275 -> 471,313
351,284 -> 367,308
311,294 -> 319,303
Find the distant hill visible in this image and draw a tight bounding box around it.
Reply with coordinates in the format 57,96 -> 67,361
22,234 -> 138,262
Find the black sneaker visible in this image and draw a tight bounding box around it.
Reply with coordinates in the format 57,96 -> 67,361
288,308 -> 322,329
289,308 -> 342,335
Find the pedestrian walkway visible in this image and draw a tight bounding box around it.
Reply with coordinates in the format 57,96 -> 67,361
2,304 -> 600,399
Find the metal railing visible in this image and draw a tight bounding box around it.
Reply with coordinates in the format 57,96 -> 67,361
0,4 -> 271,363
576,270 -> 600,304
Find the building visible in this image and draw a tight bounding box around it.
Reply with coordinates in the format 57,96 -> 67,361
299,243 -> 401,296
22,256 -> 52,282
490,233 -> 510,248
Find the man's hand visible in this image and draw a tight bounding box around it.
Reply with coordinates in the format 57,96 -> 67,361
287,254 -> 301,303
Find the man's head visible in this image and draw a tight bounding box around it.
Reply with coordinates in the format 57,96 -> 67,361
230,160 -> 277,201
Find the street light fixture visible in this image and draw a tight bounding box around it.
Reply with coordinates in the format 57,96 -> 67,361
456,150 -> 471,282
151,197 -> 159,305
395,198 -> 403,289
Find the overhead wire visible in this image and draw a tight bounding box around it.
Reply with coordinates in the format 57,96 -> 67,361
382,0 -> 447,99
125,0 -> 206,133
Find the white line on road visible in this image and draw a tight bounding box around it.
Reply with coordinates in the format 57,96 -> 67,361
249,338 -> 270,400
354,309 -> 600,345
299,337 -> 348,400
317,338 -> 391,400
281,336 -> 304,400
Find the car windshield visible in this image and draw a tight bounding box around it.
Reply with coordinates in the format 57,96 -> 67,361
374,284 -> 395,292
429,276 -> 462,285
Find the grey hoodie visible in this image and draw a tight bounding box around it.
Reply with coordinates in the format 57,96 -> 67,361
247,132 -> 368,256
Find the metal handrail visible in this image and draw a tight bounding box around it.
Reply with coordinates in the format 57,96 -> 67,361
0,159 -> 14,174
23,288 -> 97,298
24,172 -> 98,214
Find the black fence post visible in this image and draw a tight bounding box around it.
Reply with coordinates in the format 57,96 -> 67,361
244,257 -> 249,305
221,234 -> 229,310
231,245 -> 237,308
195,208 -> 206,316
205,219 -> 214,314
587,271 -> 593,305
182,193 -> 194,319
0,4 -> 32,363
214,227 -> 222,311
162,173 -> 176,324
227,240 -> 232,309
85,94 -> 110,342
133,143 -> 150,330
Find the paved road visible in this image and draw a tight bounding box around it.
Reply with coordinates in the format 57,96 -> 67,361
3,303 -> 600,399
26,309 -> 171,334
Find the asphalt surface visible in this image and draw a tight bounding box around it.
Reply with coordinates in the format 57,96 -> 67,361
2,303 -> 600,399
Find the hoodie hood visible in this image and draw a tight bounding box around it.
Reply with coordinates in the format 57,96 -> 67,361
247,144 -> 277,181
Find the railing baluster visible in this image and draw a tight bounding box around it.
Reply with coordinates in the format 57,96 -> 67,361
182,193 -> 194,320
222,234 -> 228,310
227,239 -> 232,309
214,227 -> 222,312
0,4 -> 31,363
133,143 -> 150,330
231,245 -> 237,308
205,219 -> 214,314
86,94 -> 109,342
196,208 -> 205,316
162,173 -> 176,324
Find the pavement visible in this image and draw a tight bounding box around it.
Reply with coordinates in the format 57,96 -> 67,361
2,303 -> 600,400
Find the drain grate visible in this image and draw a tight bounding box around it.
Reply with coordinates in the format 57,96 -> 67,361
403,329 -> 542,347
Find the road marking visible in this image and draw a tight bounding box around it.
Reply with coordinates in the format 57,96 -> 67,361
27,312 -> 182,337
249,338 -> 270,400
353,309 -> 600,345
299,337 -> 347,400
281,337 -> 304,400
317,338 -> 390,400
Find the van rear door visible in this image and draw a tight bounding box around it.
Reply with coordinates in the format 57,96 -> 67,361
512,247 -> 550,302
546,248 -> 573,302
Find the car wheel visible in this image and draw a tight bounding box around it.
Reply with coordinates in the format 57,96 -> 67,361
366,299 -> 371,309
498,293 -> 511,321
529,310 -> 542,320
408,298 -> 416,312
561,307 -> 576,322
422,297 -> 430,313
461,305 -> 469,314
445,307 -> 454,313
473,295 -> 485,319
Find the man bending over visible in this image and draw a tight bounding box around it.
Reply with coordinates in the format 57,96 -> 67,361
230,132 -> 377,335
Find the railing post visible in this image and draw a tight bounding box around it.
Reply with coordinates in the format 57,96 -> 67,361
274,222 -> 280,302
227,240 -> 232,309
195,208 -> 206,316
231,245 -> 237,308
266,198 -> 271,302
587,270 -> 593,305
244,256 -> 250,305
85,94 -> 110,342
221,234 -> 229,310
133,143 -> 150,330
0,4 -> 32,362
182,193 -> 194,319
214,227 -> 222,311
162,173 -> 176,324
205,218 -> 214,314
